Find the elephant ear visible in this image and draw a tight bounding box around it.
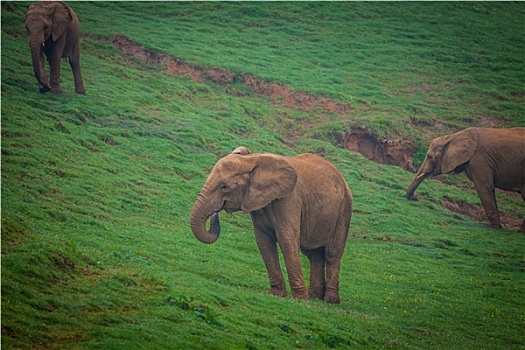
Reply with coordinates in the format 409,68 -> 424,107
51,2 -> 72,41
441,128 -> 479,173
241,154 -> 298,213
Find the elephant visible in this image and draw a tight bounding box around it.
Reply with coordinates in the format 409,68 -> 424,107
25,1 -> 85,94
190,147 -> 353,303
406,127 -> 525,232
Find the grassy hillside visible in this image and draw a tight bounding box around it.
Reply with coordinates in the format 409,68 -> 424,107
2,2 -> 524,349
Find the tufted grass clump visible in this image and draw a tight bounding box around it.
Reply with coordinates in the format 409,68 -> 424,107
166,295 -> 221,325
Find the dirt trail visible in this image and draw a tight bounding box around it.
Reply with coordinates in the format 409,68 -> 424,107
111,34 -> 353,115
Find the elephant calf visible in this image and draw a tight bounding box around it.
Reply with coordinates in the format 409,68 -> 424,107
406,127 -> 525,232
190,147 -> 353,303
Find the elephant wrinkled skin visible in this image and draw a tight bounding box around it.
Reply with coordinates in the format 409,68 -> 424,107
406,127 -> 525,232
25,1 -> 85,94
190,148 -> 353,303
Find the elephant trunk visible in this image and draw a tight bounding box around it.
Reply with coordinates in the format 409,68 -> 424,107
29,42 -> 50,93
406,171 -> 429,200
189,194 -> 221,244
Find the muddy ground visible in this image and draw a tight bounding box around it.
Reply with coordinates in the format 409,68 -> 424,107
442,196 -> 522,232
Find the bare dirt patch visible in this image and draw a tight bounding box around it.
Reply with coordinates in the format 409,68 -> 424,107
111,34 -> 353,114
344,127 -> 417,171
442,197 -> 522,231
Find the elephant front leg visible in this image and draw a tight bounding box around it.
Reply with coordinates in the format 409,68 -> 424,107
255,229 -> 287,297
48,61 -> 62,94
46,48 -> 63,94
474,182 -> 501,229
279,238 -> 308,300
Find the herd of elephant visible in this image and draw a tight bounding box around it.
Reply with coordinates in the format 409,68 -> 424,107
25,2 -> 524,303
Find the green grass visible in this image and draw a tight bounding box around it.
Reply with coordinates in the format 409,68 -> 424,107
2,2 -> 524,349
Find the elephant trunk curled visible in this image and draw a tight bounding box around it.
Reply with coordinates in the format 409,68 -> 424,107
189,193 -> 221,244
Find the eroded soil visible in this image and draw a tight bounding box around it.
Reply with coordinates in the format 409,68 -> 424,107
111,34 -> 353,115
344,127 -> 417,172
442,197 -> 522,231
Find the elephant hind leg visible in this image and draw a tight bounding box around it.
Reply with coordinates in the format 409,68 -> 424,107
323,216 -> 350,304
518,189 -> 525,233
303,247 -> 325,300
69,54 -> 85,94
324,255 -> 342,304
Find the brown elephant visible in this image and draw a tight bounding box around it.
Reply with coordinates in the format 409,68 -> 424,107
406,127 -> 525,232
190,147 -> 353,303
25,1 -> 85,94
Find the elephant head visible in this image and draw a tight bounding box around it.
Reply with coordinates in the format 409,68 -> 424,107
231,146 -> 252,155
190,148 -> 298,244
406,129 -> 479,199
25,1 -> 72,93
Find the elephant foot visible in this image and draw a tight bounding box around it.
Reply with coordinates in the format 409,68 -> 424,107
39,85 -> 51,93
323,293 -> 341,304
75,86 -> 86,94
269,288 -> 287,298
519,220 -> 525,234
488,223 -> 502,230
291,291 -> 309,300
308,287 -> 325,300
290,285 -> 309,300
50,88 -> 62,94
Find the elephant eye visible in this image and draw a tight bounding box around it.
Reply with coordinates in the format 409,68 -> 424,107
220,184 -> 229,192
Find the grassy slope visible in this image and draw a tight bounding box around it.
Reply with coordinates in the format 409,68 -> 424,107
2,2 -> 524,349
